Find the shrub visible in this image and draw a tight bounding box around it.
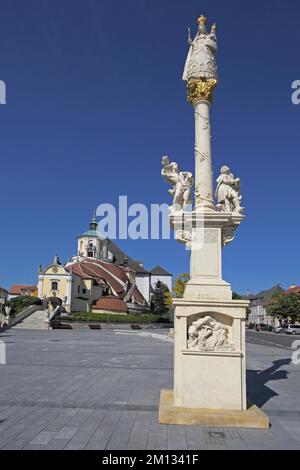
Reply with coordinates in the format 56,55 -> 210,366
9,296 -> 41,316
55,312 -> 171,324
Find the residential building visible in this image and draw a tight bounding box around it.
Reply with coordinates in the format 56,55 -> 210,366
9,284 -> 38,300
246,285 -> 284,326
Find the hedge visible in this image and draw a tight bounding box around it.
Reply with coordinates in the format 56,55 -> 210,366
55,312 -> 171,324
9,296 -> 42,317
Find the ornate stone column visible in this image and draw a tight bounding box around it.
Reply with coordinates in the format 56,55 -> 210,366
188,79 -> 217,211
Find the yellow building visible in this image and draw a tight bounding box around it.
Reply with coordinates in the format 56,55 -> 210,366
38,213 -> 172,313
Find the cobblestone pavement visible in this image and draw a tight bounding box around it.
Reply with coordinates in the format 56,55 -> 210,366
0,328 -> 299,450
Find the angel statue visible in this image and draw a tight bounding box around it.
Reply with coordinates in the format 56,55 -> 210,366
161,156 -> 194,213
215,166 -> 244,214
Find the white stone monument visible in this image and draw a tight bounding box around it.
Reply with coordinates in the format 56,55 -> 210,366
159,15 -> 269,428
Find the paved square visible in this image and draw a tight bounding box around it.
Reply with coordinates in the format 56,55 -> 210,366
0,328 -> 299,449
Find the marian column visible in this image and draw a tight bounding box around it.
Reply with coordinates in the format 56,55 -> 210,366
159,15 -> 268,428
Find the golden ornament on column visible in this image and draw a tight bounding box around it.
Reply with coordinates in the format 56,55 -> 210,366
187,77 -> 218,106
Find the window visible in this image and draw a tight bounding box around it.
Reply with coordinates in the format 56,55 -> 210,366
82,288 -> 87,294
87,251 -> 94,258
51,281 -> 58,291
78,286 -> 80,293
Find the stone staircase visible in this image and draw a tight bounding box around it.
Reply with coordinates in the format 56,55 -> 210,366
13,310 -> 49,330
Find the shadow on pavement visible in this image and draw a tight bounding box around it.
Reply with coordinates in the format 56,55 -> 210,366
247,358 -> 291,408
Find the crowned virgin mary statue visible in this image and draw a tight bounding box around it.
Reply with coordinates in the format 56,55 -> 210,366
183,15 -> 218,82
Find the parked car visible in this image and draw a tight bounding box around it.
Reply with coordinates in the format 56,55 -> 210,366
286,325 -> 300,335
256,324 -> 273,332
274,326 -> 283,333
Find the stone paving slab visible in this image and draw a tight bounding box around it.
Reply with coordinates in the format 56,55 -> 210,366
0,328 -> 299,449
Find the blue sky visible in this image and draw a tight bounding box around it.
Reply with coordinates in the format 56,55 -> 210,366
0,0 -> 299,294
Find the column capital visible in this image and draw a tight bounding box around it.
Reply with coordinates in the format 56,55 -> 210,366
187,78 -> 218,106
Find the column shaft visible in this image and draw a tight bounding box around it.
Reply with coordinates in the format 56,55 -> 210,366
194,100 -> 214,210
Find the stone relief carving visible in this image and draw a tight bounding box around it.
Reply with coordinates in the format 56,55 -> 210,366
215,166 -> 244,214
183,16 -> 218,82
175,230 -> 192,248
161,156 -> 194,213
187,315 -> 234,352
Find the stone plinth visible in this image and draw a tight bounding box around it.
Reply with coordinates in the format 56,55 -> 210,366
159,390 -> 269,429
173,298 -> 247,410
157,209 -> 271,428
158,299 -> 269,428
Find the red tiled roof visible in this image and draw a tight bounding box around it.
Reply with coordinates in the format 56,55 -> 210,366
65,258 -> 148,305
127,285 -> 147,305
66,259 -> 128,297
9,284 -> 37,295
286,286 -> 300,294
92,295 -> 128,313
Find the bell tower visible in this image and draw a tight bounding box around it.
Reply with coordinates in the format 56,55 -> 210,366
77,211 -> 101,259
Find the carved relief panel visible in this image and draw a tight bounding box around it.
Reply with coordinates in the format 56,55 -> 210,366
186,312 -> 235,352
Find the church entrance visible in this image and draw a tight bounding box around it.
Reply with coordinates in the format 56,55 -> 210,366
47,296 -> 62,309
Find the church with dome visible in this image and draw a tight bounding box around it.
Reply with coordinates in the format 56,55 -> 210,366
37,213 -> 172,314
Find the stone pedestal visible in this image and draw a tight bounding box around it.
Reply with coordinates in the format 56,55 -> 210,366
158,293 -> 269,427
173,298 -> 247,410
176,211 -> 243,302
171,211 -> 248,411
159,211 -> 269,428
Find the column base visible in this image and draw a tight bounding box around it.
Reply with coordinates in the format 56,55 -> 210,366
159,389 -> 269,429
184,278 -> 232,301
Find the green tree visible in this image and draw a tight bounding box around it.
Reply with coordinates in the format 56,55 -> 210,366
173,273 -> 190,298
232,292 -> 242,300
266,293 -> 300,323
9,296 -> 41,317
164,290 -> 174,312
152,281 -> 169,315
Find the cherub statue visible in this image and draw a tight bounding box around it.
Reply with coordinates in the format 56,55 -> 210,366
215,166 -> 244,214
161,156 -> 193,212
